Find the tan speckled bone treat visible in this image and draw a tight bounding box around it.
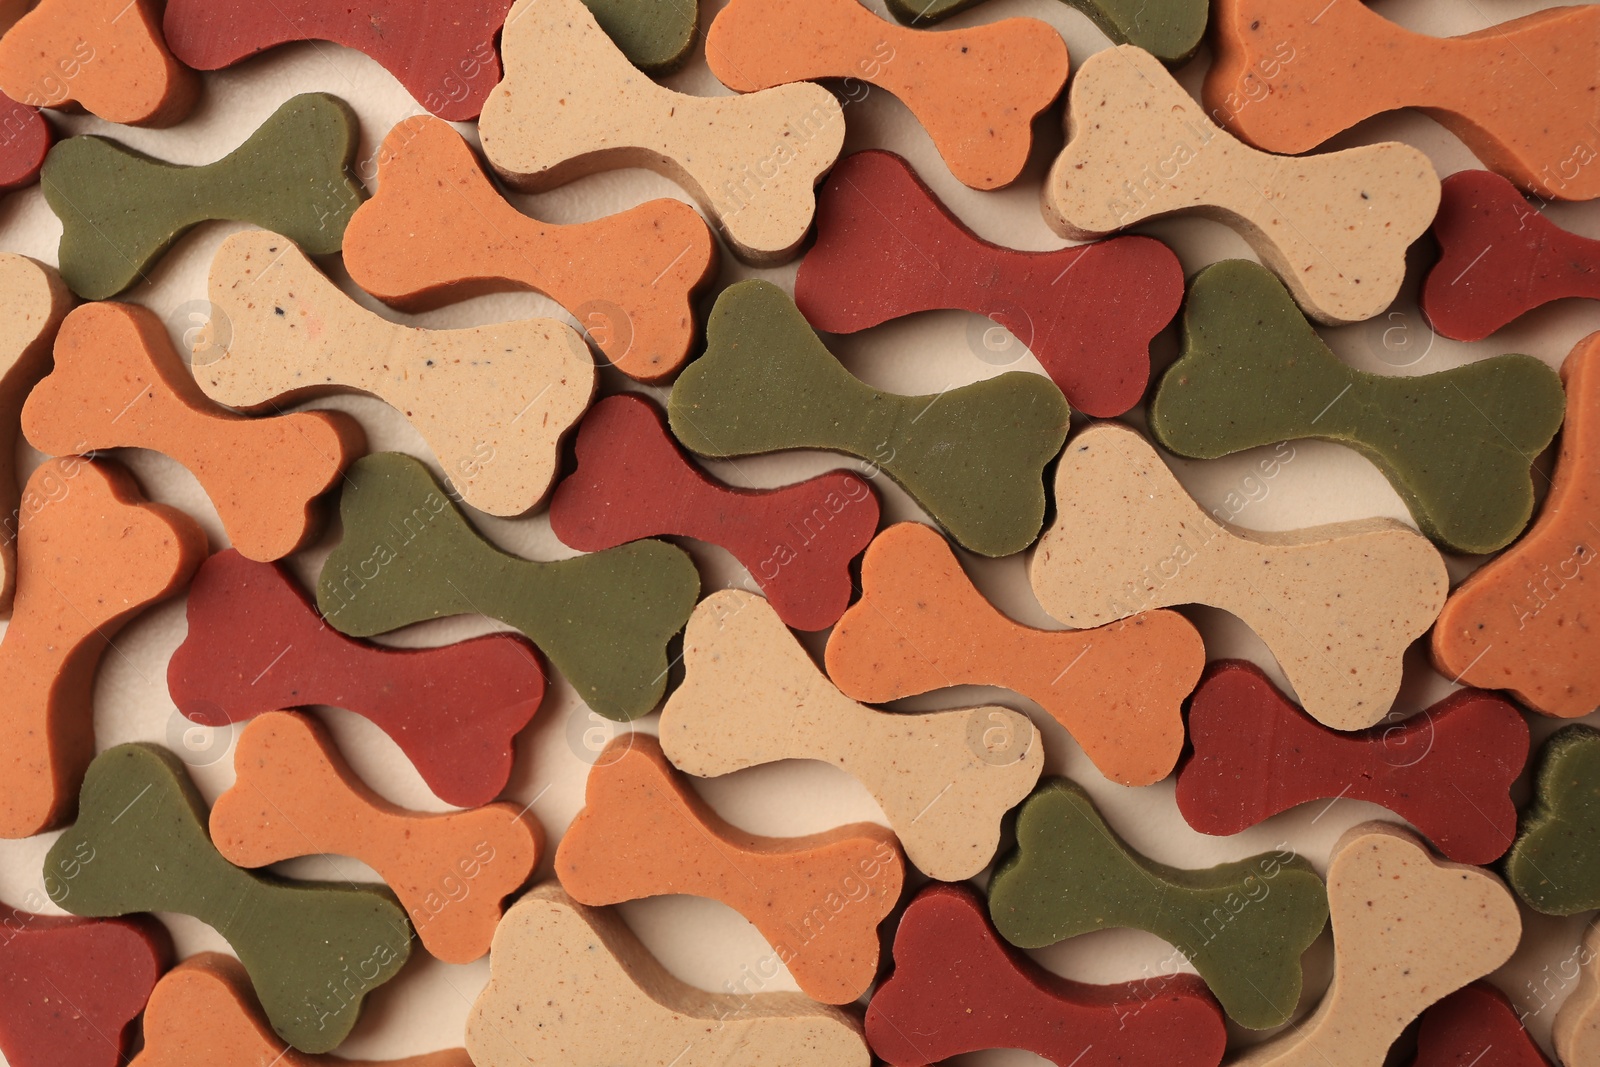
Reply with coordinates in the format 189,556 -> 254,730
659,589 -> 1044,881
1043,45 -> 1439,326
1030,423 -> 1447,731
196,229 -> 595,516
0,254 -> 70,612
209,712 -> 543,965
467,883 -> 870,1067
479,0 -> 845,265
1556,921 -> 1600,1066
1233,823 -> 1520,1067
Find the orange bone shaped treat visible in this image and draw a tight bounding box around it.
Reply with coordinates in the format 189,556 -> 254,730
0,456 -> 205,838
343,117 -> 716,382
1206,0 -> 1600,201
1433,333 -> 1600,717
21,302 -> 364,561
209,711 -> 542,964
130,953 -> 471,1067
705,0 -> 1067,191
826,523 -> 1205,786
0,0 -> 196,126
557,734 -> 903,1005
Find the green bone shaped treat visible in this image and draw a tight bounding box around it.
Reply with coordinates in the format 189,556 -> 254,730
41,92 -> 365,299
45,744 -> 410,1053
1149,260 -> 1564,556
583,0 -> 697,72
882,0 -> 1205,65
988,778 -> 1328,1029
316,451 -> 700,720
1506,725 -> 1600,915
669,280 -> 1070,558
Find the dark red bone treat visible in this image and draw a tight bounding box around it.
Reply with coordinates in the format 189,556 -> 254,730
1412,981 -> 1552,1067
161,0 -> 512,121
167,549 -> 544,807
865,882 -> 1227,1067
1423,169 -> 1600,342
793,150 -> 1183,418
0,99 -> 49,191
548,393 -> 879,631
1176,660 -> 1527,865
0,908 -> 168,1067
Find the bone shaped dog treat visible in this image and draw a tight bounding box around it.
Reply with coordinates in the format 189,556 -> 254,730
343,117 -> 715,383
1433,333 -> 1600,718
825,522 -> 1204,786
479,0 -> 844,265
581,0 -> 697,72
0,254 -> 69,611
21,302 -> 363,561
794,150 -> 1183,417
865,882 -> 1228,1067
212,712 -> 542,964
881,0 -> 1206,66
1045,45 -> 1439,327
0,910 -> 167,1067
1504,725 -> 1600,916
168,549 -> 545,809
1413,983 -> 1553,1067
705,0 -> 1066,191
131,953 -> 471,1067
1032,423 -> 1448,730
1206,0 -> 1600,202
316,452 -> 699,721
0,0 -> 195,125
1425,170 -> 1600,342
46,744 -> 412,1054
0,457 -> 204,838
660,589 -> 1043,881
1149,260 -> 1566,556
670,280 -> 1070,557
556,734 -> 902,1004
1231,822 -> 1520,1066
550,394 -> 878,631
0,99 -> 49,191
467,883 -> 870,1067
41,93 -> 364,300
1557,922 -> 1600,1067
987,777 -> 1328,1030
198,228 -> 595,517
162,0 -> 510,121
1176,660 -> 1527,866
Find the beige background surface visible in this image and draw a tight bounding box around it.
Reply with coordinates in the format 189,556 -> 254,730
0,0 -> 1596,1062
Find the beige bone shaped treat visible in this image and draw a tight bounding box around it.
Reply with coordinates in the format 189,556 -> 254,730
467,882 -> 870,1067
1043,45 -> 1439,326
479,0 -> 845,265
196,229 -> 595,516
1556,920 -> 1600,1067
1234,822 -> 1520,1067
659,589 -> 1044,881
1030,424 -> 1447,731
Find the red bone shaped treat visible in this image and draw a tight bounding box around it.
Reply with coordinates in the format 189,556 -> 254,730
866,882 -> 1227,1067
21,302 -> 364,561
168,549 -> 545,809
0,909 -> 169,1067
1424,170 -> 1600,342
548,394 -> 879,631
161,0 -> 512,121
795,151 -> 1182,417
1412,982 -> 1552,1067
1176,660 -> 1527,866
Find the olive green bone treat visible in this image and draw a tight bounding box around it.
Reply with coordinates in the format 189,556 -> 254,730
1505,725 -> 1600,916
582,0 -> 697,72
882,0 -> 1205,66
669,280 -> 1070,557
987,777 -> 1328,1030
315,452 -> 699,721
40,92 -> 364,299
1150,261 -> 1564,556
44,744 -> 410,1054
